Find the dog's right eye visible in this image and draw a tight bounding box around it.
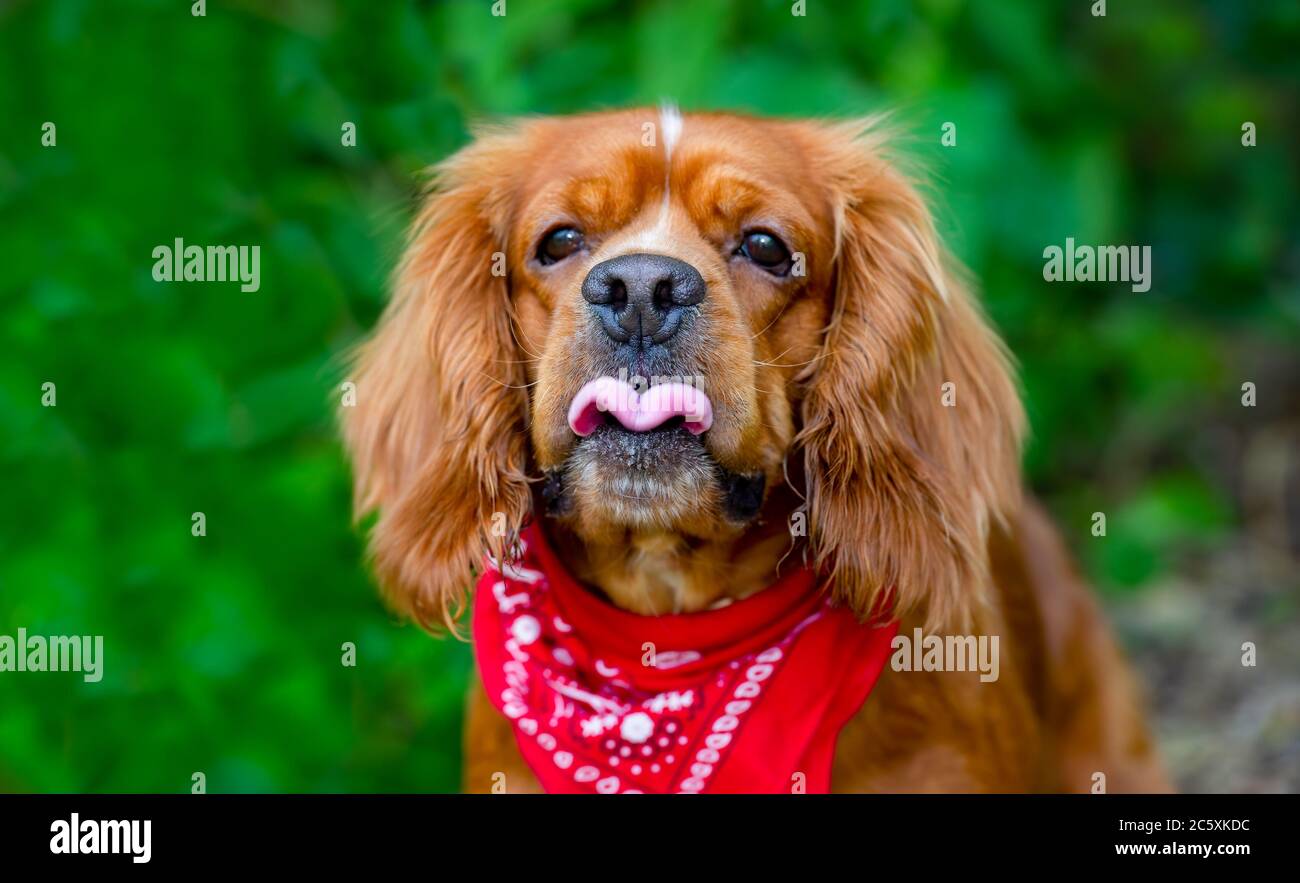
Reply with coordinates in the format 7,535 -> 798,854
736,230 -> 792,275
538,227 -> 585,265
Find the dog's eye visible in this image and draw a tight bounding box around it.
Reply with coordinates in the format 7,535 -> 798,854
538,227 -> 585,265
737,231 -> 791,274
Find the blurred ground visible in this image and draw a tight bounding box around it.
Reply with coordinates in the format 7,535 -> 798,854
1107,343 -> 1300,792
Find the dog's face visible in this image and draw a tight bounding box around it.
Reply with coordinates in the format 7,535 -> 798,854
514,110 -> 833,541
344,108 -> 1025,631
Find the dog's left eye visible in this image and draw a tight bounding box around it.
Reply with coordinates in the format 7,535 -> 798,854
736,231 -> 791,275
538,227 -> 585,265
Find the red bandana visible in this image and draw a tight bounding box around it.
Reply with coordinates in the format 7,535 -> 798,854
473,525 -> 898,794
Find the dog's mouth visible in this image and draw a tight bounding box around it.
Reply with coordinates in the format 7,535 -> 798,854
567,376 -> 713,437
566,375 -> 714,479
565,374 -> 716,476
545,376 -> 716,516
548,375 -> 764,525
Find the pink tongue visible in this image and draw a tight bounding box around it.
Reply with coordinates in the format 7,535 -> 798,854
568,377 -> 713,436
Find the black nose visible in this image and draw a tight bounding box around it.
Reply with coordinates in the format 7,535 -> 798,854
581,253 -> 706,346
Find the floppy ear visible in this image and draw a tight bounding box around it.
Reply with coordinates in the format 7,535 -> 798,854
798,121 -> 1025,631
342,130 -> 533,633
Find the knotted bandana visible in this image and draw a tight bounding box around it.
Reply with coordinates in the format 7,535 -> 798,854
473,525 -> 897,793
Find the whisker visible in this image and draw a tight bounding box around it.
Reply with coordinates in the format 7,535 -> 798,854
477,369 -> 541,391
749,298 -> 792,340
508,315 -> 546,362
752,349 -> 828,370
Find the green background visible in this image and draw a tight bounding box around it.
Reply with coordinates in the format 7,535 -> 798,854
1,0 -> 1296,792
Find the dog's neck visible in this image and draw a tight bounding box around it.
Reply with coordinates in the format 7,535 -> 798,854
543,518 -> 798,615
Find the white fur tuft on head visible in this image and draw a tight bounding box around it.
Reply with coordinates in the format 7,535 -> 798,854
659,102 -> 683,160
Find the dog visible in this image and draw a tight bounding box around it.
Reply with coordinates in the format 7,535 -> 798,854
342,107 -> 1169,793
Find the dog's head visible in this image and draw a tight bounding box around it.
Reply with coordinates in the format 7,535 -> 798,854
343,108 -> 1024,632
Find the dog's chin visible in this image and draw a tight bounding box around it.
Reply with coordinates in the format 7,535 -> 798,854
559,421 -> 719,531
544,421 -> 769,535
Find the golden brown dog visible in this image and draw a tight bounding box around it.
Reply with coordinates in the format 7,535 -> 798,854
342,107 -> 1169,793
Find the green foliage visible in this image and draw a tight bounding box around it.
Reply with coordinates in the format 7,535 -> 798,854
0,0 -> 1295,791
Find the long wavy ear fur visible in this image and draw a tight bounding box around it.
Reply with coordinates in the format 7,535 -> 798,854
796,119 -> 1026,631
341,129 -> 533,634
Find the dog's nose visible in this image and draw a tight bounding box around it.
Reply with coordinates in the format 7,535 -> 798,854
581,253 -> 705,346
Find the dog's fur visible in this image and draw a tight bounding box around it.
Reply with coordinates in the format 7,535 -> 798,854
342,108 -> 1170,792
